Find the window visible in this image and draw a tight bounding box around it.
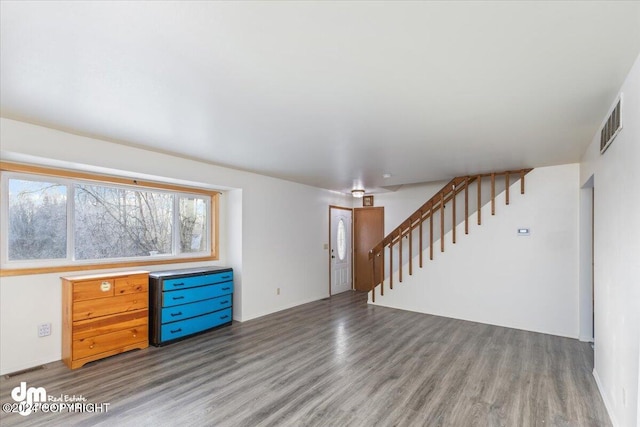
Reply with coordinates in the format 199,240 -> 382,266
1,163 -> 218,274
337,218 -> 346,261
73,183 -> 175,260
8,178 -> 67,261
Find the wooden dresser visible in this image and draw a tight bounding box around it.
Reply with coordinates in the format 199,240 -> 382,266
61,271 -> 149,369
149,267 -> 233,346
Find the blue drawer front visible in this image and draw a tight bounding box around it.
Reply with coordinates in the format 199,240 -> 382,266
161,295 -> 232,323
160,308 -> 232,341
163,282 -> 234,307
163,271 -> 233,291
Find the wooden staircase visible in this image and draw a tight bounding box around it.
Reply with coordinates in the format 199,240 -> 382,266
368,168 -> 533,302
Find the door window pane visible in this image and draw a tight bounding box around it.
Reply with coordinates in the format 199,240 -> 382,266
337,218 -> 346,261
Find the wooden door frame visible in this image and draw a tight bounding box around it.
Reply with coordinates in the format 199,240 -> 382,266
329,205 -> 354,297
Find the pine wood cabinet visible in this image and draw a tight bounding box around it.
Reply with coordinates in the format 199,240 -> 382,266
61,271 -> 149,369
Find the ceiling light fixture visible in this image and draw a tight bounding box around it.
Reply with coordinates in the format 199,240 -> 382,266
382,173 -> 392,179
351,189 -> 365,198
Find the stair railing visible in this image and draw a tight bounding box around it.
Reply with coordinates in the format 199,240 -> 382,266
368,168 -> 533,301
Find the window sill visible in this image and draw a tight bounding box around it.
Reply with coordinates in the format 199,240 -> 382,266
0,255 -> 219,277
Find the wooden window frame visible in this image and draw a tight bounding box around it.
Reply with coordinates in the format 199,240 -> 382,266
0,162 -> 219,277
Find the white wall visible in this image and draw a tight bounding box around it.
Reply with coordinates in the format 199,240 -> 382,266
227,188 -> 243,319
580,54 -> 640,427
374,180 -> 448,234
0,118 -> 351,375
578,181 -> 594,342
369,164 -> 580,339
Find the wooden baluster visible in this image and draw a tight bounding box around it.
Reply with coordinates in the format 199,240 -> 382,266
409,222 -> 413,276
477,175 -> 482,225
452,184 -> 456,244
370,255 -> 375,301
373,255 -> 380,297
398,228 -> 403,283
381,247 -> 385,292
465,177 -> 469,234
429,204 -> 434,260
419,211 -> 423,268
389,243 -> 393,289
520,169 -> 526,194
491,173 -> 496,215
505,172 -> 510,205
440,192 -> 445,252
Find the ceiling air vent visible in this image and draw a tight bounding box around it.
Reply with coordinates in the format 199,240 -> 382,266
600,96 -> 622,154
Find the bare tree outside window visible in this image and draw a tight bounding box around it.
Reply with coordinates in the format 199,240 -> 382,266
179,196 -> 208,253
74,184 -> 173,259
8,179 -> 67,260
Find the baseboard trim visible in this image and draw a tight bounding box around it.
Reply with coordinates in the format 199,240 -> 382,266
593,368 -> 618,427
579,335 -> 594,343
369,299 -> 579,340
235,295 -> 326,322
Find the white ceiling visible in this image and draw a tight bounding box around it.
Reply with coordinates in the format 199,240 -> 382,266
1,1 -> 639,194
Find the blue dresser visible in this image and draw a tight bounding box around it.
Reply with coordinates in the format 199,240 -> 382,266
149,267 -> 233,346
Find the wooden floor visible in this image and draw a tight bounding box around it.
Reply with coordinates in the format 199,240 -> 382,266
0,291 -> 610,427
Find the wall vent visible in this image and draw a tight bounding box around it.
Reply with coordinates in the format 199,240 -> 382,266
4,365 -> 45,379
600,95 -> 622,154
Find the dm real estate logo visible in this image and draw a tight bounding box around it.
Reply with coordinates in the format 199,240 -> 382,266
5,382 -> 111,417
10,382 -> 46,416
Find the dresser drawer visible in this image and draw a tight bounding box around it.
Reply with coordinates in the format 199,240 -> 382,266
73,292 -> 148,321
163,282 -> 233,307
162,271 -> 233,291
73,324 -> 148,360
160,308 -> 232,341
73,310 -> 148,340
115,275 -> 148,295
73,279 -> 115,301
161,295 -> 232,323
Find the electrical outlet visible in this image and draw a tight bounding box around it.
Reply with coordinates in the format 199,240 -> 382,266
38,323 -> 51,337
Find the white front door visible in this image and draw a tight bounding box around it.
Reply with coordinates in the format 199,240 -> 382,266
330,207 -> 352,295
